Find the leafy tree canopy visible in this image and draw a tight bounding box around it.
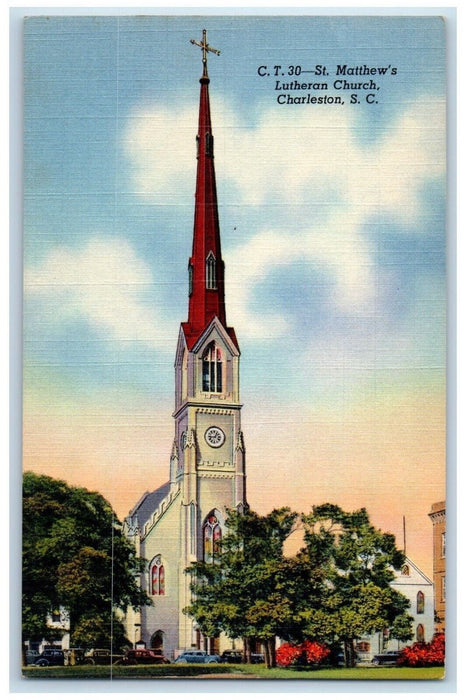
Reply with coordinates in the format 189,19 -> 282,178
185,506 -> 328,667
185,503 -> 411,668
22,472 -> 150,647
72,613 -> 131,652
300,504 -> 411,664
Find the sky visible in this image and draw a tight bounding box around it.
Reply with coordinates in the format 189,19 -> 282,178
22,14 -> 446,577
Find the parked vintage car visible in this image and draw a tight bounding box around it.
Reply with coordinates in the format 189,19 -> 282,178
117,649 -> 170,665
174,649 -> 221,664
218,650 -> 264,664
25,649 -> 40,666
33,648 -> 65,667
250,653 -> 265,664
371,650 -> 401,666
83,648 -> 122,665
220,649 -> 243,663
67,648 -> 86,665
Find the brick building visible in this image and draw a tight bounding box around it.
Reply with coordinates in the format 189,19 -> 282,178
428,500 -> 446,632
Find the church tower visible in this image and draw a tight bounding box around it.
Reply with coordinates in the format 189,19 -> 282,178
172,31 -> 245,501
173,31 -> 246,649
124,31 -> 246,657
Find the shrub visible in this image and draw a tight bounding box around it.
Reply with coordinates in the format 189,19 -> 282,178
397,632 -> 445,667
302,640 -> 330,665
276,640 -> 330,667
276,642 -> 302,667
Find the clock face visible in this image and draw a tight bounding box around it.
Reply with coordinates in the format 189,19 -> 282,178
204,426 -> 225,448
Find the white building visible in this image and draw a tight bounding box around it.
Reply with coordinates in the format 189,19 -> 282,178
25,607 -> 70,654
355,557 -> 434,662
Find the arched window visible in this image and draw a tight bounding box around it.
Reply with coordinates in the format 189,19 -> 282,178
416,624 -> 425,642
203,512 -> 222,564
401,564 -> 410,576
206,252 -> 217,290
202,342 -> 222,392
416,591 -> 425,614
151,556 -> 165,596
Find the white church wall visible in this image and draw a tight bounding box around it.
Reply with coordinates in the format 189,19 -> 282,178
139,499 -> 183,658
356,558 -> 434,663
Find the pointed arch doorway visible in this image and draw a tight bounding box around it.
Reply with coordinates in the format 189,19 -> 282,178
150,630 -> 165,651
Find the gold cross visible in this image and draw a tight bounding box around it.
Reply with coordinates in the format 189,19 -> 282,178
190,29 -> 220,75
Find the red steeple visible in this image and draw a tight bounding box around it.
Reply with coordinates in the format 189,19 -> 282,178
183,30 -> 238,351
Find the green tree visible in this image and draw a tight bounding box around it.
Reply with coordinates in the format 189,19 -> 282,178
22,472 -> 150,649
301,504 -> 410,666
390,612 -> 415,645
71,613 -> 130,651
185,506 -> 327,667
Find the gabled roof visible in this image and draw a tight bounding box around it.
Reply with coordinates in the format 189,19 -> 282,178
181,319 -> 239,353
393,556 -> 433,586
128,481 -> 171,530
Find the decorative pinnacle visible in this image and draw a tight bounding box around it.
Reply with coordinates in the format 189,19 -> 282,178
190,29 -> 220,78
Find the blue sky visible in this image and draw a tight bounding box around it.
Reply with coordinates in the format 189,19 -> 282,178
23,14 -> 446,573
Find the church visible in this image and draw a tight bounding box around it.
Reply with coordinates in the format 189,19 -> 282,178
123,32 -> 247,659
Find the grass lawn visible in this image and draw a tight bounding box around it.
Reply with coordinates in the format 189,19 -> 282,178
22,663 -> 445,681
243,664 -> 445,680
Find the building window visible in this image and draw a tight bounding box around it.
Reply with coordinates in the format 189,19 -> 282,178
202,342 -> 222,392
203,512 -> 222,564
401,564 -> 410,576
441,532 -> 445,558
206,252 -> 217,289
441,576 -> 446,602
188,264 -> 193,296
51,610 -> 61,623
205,132 -> 214,157
151,556 -> 165,596
416,624 -> 425,642
416,591 -> 425,614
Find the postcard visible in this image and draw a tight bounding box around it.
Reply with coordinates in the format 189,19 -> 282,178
22,14 -> 446,681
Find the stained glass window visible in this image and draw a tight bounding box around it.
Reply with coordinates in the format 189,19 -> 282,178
151,556 -> 165,596
203,512 -> 222,563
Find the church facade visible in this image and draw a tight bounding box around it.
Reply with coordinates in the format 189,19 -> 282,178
354,557 -> 434,662
123,32 -> 246,659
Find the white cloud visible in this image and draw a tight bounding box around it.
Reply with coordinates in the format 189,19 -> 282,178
224,212 -> 379,339
124,95 -> 444,217
123,95 -> 445,339
24,238 -> 174,349
122,101 -> 198,201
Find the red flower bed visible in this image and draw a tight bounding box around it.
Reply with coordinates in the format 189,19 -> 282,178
276,641 -> 330,667
276,642 -> 302,667
397,632 -> 445,667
